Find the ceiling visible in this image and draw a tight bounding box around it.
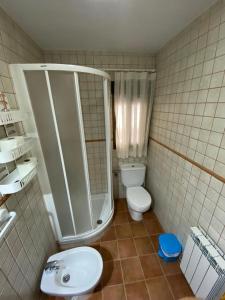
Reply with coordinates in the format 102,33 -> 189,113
0,0 -> 217,53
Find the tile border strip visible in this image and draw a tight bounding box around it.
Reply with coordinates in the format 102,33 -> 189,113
150,137 -> 225,185
85,139 -> 106,143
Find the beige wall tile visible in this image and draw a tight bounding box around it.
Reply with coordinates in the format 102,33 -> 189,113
0,7 -> 56,300
147,0 -> 225,253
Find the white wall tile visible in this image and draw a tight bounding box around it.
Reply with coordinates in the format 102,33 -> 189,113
0,7 -> 56,300
148,0 -> 225,251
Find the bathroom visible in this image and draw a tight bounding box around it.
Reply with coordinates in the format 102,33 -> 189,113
0,0 -> 225,299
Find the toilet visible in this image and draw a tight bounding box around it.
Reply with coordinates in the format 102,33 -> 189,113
120,163 -> 152,221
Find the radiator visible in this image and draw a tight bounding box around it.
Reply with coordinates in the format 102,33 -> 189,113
180,227 -> 225,300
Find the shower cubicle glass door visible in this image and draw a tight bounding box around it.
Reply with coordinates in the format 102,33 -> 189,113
78,73 -> 111,228
11,64 -> 113,242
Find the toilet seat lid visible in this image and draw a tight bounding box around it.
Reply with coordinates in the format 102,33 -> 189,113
127,186 -> 151,212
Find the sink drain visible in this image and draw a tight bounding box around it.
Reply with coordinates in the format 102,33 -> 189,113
63,274 -> 70,283
97,219 -> 102,225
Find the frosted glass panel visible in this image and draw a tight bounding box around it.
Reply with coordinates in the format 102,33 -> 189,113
79,73 -> 109,228
23,67 -> 112,239
25,71 -> 74,237
49,71 -> 92,234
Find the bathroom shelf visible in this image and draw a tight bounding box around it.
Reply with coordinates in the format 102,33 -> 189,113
0,137 -> 35,163
0,211 -> 16,241
0,157 -> 37,195
0,110 -> 24,125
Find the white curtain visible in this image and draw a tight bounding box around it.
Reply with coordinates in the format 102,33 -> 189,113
114,72 -> 155,159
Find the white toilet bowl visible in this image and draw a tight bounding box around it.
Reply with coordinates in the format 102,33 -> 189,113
127,186 -> 152,221
41,246 -> 103,300
120,163 -> 152,221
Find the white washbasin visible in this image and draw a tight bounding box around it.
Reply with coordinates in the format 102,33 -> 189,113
40,246 -> 103,299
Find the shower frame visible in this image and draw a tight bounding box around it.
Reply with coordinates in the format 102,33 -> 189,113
10,64 -> 113,244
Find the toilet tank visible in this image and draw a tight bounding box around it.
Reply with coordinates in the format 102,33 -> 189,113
120,163 -> 146,187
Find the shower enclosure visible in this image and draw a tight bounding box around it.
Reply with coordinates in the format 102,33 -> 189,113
10,64 -> 113,243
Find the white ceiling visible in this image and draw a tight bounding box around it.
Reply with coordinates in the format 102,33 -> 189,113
0,0 -> 217,53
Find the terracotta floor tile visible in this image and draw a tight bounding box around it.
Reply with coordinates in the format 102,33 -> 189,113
78,285 -> 102,300
113,211 -> 129,225
143,210 -> 157,221
144,218 -> 164,235
101,260 -> 123,286
121,257 -> 144,283
146,276 -> 173,300
89,244 -> 101,252
53,200 -> 193,300
115,223 -> 132,239
140,254 -> 163,278
115,199 -> 127,212
127,211 -> 134,223
100,240 -> 118,261
131,222 -> 148,237
125,281 -> 150,300
101,226 -> 116,242
134,237 -> 154,255
166,274 -> 194,299
102,284 -> 126,300
118,238 -> 137,258
150,234 -> 159,252
159,259 -> 182,276
78,291 -> 102,300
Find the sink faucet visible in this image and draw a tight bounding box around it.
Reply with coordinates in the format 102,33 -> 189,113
44,260 -> 63,273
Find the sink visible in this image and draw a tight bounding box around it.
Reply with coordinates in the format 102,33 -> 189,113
41,246 -> 103,299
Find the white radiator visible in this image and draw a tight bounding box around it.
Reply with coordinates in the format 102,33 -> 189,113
180,227 -> 225,300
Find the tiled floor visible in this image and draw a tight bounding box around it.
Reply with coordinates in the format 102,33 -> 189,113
49,199 -> 194,300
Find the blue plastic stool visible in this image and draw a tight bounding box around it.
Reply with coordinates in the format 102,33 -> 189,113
158,247 -> 178,262
158,233 -> 182,262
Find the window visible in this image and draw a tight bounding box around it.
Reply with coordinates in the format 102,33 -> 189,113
113,72 -> 155,159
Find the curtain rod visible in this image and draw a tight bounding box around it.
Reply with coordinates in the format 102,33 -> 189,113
103,68 -> 156,73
